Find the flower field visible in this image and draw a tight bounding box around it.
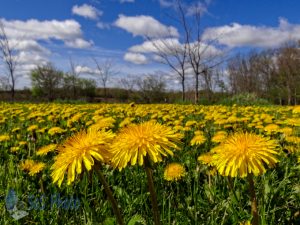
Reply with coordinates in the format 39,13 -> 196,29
0,102 -> 299,225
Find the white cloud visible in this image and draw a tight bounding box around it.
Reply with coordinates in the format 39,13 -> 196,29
124,52 -> 148,64
17,51 -> 47,67
129,38 -> 181,53
158,0 -> 174,8
129,38 -> 221,58
202,18 -> 300,48
75,65 -> 95,74
0,18 -> 92,49
186,2 -> 208,16
120,0 -> 135,3
114,15 -> 179,38
0,18 -> 94,88
158,0 -> 210,16
65,38 -> 93,48
72,4 -> 102,20
96,22 -> 110,29
8,39 -> 50,55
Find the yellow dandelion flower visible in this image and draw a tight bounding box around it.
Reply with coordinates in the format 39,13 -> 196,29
211,131 -> 227,143
12,127 -> 21,133
48,127 -> 65,136
36,144 -> 57,156
163,163 -> 186,181
20,159 -> 35,171
239,221 -> 251,225
0,134 -> 10,142
27,125 -> 38,132
85,120 -> 94,126
283,145 -> 298,154
292,106 -> 300,114
279,127 -> 293,136
212,132 -> 279,177
198,152 -> 214,166
20,159 -> 45,175
264,124 -> 280,134
10,146 -> 20,152
51,128 -> 115,187
37,128 -> 46,133
18,141 -> 27,146
190,131 -> 206,146
110,121 -> 182,171
89,117 -> 115,131
285,118 -> 300,127
28,162 -> 46,176
285,136 -> 300,144
185,120 -> 197,127
119,117 -> 133,128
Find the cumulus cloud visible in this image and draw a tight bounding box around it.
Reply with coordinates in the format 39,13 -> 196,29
75,65 -> 95,74
0,18 -> 93,88
202,18 -> 300,48
129,38 -> 221,59
8,39 -> 50,55
0,18 -> 92,49
129,38 -> 181,53
65,38 -> 93,49
72,4 -> 102,20
114,15 -> 179,38
124,52 -> 148,64
17,51 -> 47,66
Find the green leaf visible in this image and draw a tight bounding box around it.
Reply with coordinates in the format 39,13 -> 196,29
127,214 -> 146,225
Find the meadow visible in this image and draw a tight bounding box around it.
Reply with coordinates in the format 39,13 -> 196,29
0,102 -> 299,225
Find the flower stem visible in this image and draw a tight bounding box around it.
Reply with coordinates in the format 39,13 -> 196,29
144,157 -> 161,225
95,164 -> 124,225
247,174 -> 259,225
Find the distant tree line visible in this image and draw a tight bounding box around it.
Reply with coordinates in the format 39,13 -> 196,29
227,43 -> 300,105
30,64 -> 96,101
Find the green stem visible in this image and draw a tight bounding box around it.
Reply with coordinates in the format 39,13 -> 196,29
247,174 -> 259,225
95,164 -> 124,225
144,157 -> 161,225
227,177 -> 241,206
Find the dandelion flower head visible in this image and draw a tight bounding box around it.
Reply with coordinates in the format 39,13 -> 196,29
110,121 -> 182,170
212,132 -> 279,177
51,128 -> 115,187
164,163 -> 186,181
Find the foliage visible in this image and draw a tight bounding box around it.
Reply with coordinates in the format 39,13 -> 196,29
218,93 -> 271,106
30,64 -> 96,101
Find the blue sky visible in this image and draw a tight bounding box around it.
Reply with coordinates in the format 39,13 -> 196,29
1,0 -> 300,89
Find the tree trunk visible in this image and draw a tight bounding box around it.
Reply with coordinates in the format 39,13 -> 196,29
287,84 -> 292,105
194,74 -> 199,104
181,77 -> 185,102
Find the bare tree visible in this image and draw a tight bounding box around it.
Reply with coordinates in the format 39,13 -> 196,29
148,0 -> 224,103
176,0 -> 225,103
149,37 -> 188,102
67,57 -> 81,99
0,21 -> 19,100
119,74 -> 136,95
136,73 -> 166,103
92,58 -> 117,99
276,44 -> 300,105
